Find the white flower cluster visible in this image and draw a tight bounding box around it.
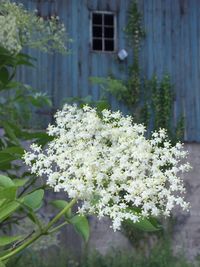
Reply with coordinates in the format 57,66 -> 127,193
24,105 -> 190,231
0,0 -> 68,54
0,14 -> 22,54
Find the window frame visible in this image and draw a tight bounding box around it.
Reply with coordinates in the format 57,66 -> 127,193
90,11 -> 117,53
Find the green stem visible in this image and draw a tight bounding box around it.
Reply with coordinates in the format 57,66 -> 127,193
0,198 -> 77,262
48,221 -> 69,234
44,198 -> 76,231
30,212 -> 43,231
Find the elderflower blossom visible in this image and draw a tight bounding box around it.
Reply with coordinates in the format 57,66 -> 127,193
24,105 -> 191,231
0,0 -> 69,54
0,14 -> 21,54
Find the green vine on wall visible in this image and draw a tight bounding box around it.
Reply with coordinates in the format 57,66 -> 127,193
125,0 -> 145,107
68,0 -> 184,142
90,0 -> 184,142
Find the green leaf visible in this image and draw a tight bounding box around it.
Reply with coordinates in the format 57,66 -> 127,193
27,212 -> 38,225
0,67 -> 9,85
0,260 -> 5,267
0,187 -> 17,200
4,81 -> 21,89
132,217 -> 162,232
16,53 -> 35,67
13,129 -> 53,146
0,175 -> 14,188
2,122 -> 19,146
0,147 -> 24,156
0,155 -> 17,167
70,215 -> 89,242
0,201 -> 20,222
23,189 -> 44,210
0,163 -> 11,171
13,179 -> 28,187
51,200 -> 71,218
96,100 -> 110,111
0,146 -> 24,170
0,236 -> 21,247
0,199 -> 7,208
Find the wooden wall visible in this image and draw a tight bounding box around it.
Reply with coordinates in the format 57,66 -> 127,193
15,0 -> 200,142
138,0 -> 200,142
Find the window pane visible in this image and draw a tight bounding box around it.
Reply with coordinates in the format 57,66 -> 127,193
104,14 -> 114,26
104,27 -> 114,38
91,12 -> 116,52
93,39 -> 103,51
104,39 -> 114,51
93,26 -> 102,37
93,13 -> 102,25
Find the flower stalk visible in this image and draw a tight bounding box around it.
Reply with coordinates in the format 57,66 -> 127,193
0,198 -> 77,262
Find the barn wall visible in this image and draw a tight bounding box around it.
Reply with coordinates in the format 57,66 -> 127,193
15,0 -> 132,120
139,0 -> 200,142
15,0 -> 200,141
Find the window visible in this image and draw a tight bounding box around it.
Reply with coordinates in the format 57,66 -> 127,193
91,11 -> 116,52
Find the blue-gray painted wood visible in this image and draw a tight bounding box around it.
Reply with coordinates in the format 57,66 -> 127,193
139,0 -> 200,142
14,0 -> 200,142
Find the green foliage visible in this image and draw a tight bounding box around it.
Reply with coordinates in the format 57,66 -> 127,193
0,47 -> 51,129
6,241 -> 199,267
69,215 -> 90,242
0,7 -> 84,265
51,201 -> 90,242
125,0 -> 145,107
0,0 -> 70,54
143,75 -> 173,131
140,75 -> 184,141
125,0 -> 145,45
0,175 -> 87,265
0,236 -> 21,247
64,94 -> 110,113
51,200 -> 72,218
125,217 -> 162,233
23,189 -> 44,211
0,201 -> 20,223
90,77 -> 128,104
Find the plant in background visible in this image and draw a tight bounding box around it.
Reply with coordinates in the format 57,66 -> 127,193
0,0 -> 70,167
6,241 -> 199,267
63,95 -> 110,114
141,75 -> 184,142
125,0 -> 145,108
0,0 -> 69,54
0,2 -> 71,266
0,47 -> 51,130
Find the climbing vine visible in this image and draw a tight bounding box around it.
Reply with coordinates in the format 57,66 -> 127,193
125,0 -> 145,107
90,0 -> 184,142
67,0 -> 184,142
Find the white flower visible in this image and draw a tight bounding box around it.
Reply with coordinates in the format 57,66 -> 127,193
0,14 -> 21,53
23,104 -> 191,231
